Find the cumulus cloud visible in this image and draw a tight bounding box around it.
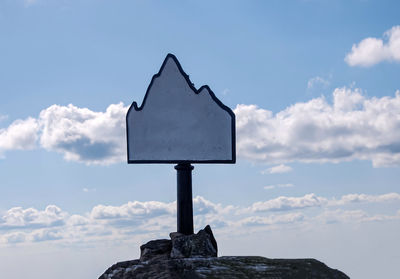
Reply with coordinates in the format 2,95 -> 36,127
193,196 -> 219,215
249,194 -> 327,212
239,212 -> 304,227
0,103 -> 128,164
39,103 -> 128,165
262,164 -> 293,174
1,193 -> 399,245
247,192 -> 400,213
345,26 -> 400,67
2,232 -> 27,244
31,229 -> 63,242
0,205 -> 67,229
332,192 -> 400,206
0,117 -> 39,156
246,192 -> 400,213
235,88 -> 400,167
1,85 -> 400,168
316,209 -> 400,224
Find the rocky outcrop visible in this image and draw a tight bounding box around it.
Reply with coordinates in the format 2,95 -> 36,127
140,239 -> 172,262
99,226 -> 349,279
170,225 -> 217,259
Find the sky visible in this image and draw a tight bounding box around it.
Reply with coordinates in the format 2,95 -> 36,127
0,0 -> 400,278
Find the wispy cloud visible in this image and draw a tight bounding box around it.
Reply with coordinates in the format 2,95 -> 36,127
222,88 -> 230,96
345,25 -> 400,67
0,115 -> 8,122
330,192 -> 400,206
238,212 -> 304,227
264,183 -> 294,190
307,76 -> 329,89
82,188 -> 96,193
262,164 -> 293,174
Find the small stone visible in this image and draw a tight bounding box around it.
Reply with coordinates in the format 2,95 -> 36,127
170,225 -> 218,259
139,239 -> 172,262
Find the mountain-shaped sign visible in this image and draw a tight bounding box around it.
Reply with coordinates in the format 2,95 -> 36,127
126,54 -> 236,163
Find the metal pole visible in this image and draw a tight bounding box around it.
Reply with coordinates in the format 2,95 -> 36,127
175,163 -> 194,235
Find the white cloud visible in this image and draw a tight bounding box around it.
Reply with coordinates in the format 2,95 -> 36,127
248,192 -> 400,213
90,200 -> 175,220
0,205 -> 67,229
39,103 -> 128,165
0,117 -> 38,155
332,192 -> 400,206
262,164 -> 293,174
345,25 -> 400,67
2,232 -> 27,244
0,103 -> 128,164
1,192 -> 399,245
264,183 -> 294,190
235,88 -> 400,167
239,212 -> 304,227
82,188 -> 96,193
66,215 -> 90,227
315,209 -> 400,224
318,209 -> 369,224
307,76 -> 329,89
1,86 -> 400,168
247,192 -> 400,212
250,194 -> 327,212
31,229 -> 63,242
193,196 -> 218,215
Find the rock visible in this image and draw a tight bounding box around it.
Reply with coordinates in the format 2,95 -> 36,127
99,256 -> 349,279
140,239 -> 172,262
99,260 -> 139,279
99,225 -> 349,279
170,225 -> 217,259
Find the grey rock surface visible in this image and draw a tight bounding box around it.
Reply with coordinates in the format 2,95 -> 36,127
170,225 -> 217,259
99,226 -> 349,279
99,256 -> 349,279
140,239 -> 172,262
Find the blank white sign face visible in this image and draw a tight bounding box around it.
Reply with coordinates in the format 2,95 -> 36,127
126,54 -> 235,163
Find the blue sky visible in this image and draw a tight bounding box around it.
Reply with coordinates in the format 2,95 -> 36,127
1,1 -> 400,278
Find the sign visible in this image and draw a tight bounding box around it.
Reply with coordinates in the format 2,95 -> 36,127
126,54 -> 235,163
126,54 -> 236,235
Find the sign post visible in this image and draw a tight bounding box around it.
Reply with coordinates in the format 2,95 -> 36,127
175,163 -> 194,235
126,54 -> 235,235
